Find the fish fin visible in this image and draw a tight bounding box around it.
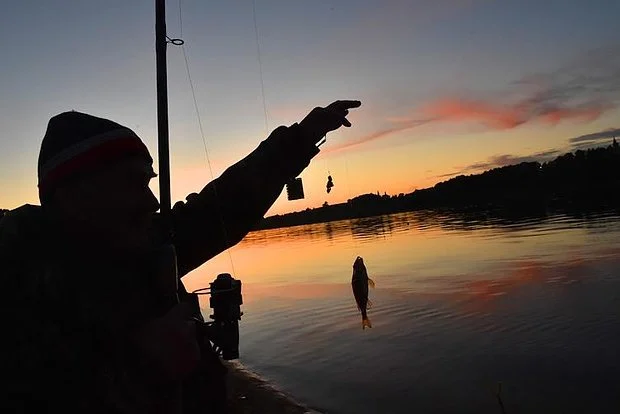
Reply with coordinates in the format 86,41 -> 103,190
366,299 -> 373,309
368,278 -> 376,288
362,317 -> 372,329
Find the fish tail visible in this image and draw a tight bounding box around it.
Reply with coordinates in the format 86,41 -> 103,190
362,317 -> 372,329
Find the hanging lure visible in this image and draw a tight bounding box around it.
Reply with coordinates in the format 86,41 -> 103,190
326,174 -> 334,194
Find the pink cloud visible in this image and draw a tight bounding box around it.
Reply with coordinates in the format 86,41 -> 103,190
328,45 -> 620,153
322,97 -> 610,155
419,98 -> 608,130
421,99 -> 523,129
538,107 -> 606,125
324,97 -> 608,155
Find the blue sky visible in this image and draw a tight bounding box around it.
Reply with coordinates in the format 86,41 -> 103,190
1,0 -> 619,214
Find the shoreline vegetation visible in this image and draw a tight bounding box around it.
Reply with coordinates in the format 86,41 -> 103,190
253,141 -> 620,231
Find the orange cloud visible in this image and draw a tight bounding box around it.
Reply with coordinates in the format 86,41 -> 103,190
329,46 -> 620,153
422,99 -> 522,129
420,98 -> 608,130
539,107 -> 605,125
323,98 -> 609,155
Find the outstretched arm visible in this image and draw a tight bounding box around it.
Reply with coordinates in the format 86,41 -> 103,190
171,100 -> 361,277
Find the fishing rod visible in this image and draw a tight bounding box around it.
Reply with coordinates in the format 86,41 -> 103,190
154,0 -> 243,363
155,0 -> 173,242
154,3 -> 184,412
155,0 -> 183,311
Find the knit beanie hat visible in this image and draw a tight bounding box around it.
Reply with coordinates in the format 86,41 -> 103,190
37,111 -> 153,203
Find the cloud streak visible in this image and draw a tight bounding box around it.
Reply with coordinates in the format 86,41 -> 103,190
326,118 -> 431,153
435,126 -> 620,181
436,149 -> 562,179
420,99 -> 606,130
418,45 -> 620,131
564,126 -> 620,151
569,127 -> 620,144
338,44 -> 620,152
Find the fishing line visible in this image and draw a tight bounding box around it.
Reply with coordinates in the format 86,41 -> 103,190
177,0 -> 236,276
252,0 -> 269,132
251,2 -> 367,325
180,1 -> 360,256
345,159 -> 352,203
345,158 -> 361,249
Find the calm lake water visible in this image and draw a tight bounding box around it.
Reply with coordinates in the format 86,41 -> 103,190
185,209 -> 620,414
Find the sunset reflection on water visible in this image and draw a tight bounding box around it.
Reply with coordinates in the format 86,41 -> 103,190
182,210 -> 620,414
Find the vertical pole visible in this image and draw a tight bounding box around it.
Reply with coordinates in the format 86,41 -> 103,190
156,0 -> 173,243
155,7 -> 183,413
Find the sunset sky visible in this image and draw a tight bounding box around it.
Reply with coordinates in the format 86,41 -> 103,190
1,0 -> 619,216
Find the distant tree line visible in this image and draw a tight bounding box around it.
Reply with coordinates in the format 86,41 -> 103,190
255,140 -> 620,230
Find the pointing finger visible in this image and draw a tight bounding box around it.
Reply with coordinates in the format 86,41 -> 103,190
339,100 -> 362,109
329,100 -> 362,111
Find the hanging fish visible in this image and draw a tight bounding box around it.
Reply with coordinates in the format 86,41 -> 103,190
351,256 -> 375,329
326,175 -> 334,193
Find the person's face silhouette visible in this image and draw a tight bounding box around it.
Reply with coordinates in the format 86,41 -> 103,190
52,155 -> 160,251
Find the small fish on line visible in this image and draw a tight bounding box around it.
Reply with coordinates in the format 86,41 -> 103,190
326,175 -> 334,193
351,256 -> 375,329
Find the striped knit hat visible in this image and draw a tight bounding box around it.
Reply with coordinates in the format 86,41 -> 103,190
37,111 -> 152,203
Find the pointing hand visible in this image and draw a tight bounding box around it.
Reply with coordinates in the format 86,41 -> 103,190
299,100 -> 362,145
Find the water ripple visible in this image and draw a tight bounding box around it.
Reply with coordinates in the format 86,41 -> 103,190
231,211 -> 620,414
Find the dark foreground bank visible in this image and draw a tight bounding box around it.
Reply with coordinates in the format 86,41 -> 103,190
226,362 -> 320,414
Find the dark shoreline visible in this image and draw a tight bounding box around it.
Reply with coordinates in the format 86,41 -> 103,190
255,202 -> 620,232
226,361 -> 320,414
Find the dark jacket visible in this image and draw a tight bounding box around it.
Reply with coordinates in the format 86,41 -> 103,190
0,123 -> 319,413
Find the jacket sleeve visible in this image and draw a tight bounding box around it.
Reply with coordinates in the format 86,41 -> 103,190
171,123 -> 320,277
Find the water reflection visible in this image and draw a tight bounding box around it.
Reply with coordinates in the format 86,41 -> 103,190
182,210 -> 620,414
350,215 -> 393,241
239,208 -> 620,248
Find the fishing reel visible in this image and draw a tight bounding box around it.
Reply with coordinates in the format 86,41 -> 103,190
190,273 -> 243,361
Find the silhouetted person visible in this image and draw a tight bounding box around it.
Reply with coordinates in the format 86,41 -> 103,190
0,100 -> 361,414
326,175 -> 334,193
